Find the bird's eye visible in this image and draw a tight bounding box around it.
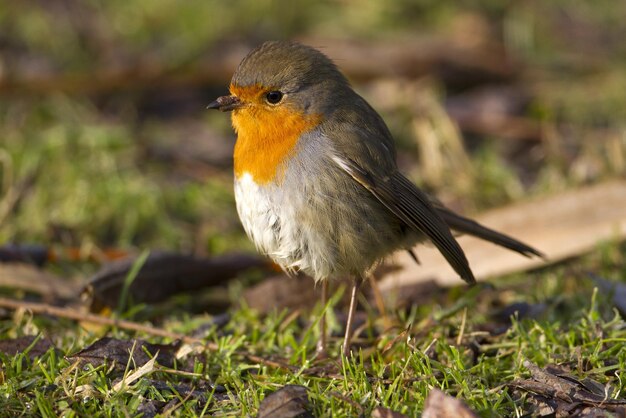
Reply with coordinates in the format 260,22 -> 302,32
265,91 -> 283,104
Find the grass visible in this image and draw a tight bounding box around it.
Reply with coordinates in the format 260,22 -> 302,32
2,267 -> 626,416
2,1 -> 626,416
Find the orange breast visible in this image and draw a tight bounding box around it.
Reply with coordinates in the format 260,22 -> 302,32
230,85 -> 321,184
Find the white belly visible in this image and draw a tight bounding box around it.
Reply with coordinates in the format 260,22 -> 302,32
234,172 -> 312,276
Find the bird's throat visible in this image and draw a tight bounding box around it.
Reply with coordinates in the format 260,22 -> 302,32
232,106 -> 321,184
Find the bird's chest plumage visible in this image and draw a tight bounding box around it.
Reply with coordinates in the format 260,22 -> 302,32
233,130 -> 403,281
231,105 -> 331,277
233,137 -> 326,278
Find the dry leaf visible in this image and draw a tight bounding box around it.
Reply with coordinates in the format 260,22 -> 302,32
257,385 -> 312,418
510,360 -> 626,416
422,389 -> 478,418
372,405 -> 409,418
67,337 -> 179,371
85,251 -> 268,310
0,335 -> 57,359
0,263 -> 79,302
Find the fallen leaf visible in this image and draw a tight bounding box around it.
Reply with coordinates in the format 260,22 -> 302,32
67,337 -> 179,371
0,335 -> 56,359
372,405 -> 409,418
381,180 -> 626,299
422,388 -> 478,418
84,251 -> 269,310
510,360 -> 626,416
257,385 -> 312,418
0,263 -> 79,302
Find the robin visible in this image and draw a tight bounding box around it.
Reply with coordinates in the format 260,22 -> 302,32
208,41 -> 542,357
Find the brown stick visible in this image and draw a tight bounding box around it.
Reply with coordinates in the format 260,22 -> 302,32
0,297 -> 327,374
0,296 -> 215,348
0,296 -> 354,372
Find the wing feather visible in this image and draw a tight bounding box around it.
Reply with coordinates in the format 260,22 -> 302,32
332,155 -> 476,284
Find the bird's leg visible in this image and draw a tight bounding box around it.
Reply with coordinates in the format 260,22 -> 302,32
315,279 -> 328,357
342,276 -> 361,357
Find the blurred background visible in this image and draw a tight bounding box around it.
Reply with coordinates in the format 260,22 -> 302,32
1,0 -> 625,273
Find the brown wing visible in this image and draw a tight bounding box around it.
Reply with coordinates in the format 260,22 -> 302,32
332,155 -> 476,284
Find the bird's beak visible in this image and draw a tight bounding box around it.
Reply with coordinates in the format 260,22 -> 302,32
207,95 -> 242,112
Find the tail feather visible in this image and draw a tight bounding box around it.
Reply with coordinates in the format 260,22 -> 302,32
436,207 -> 544,258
